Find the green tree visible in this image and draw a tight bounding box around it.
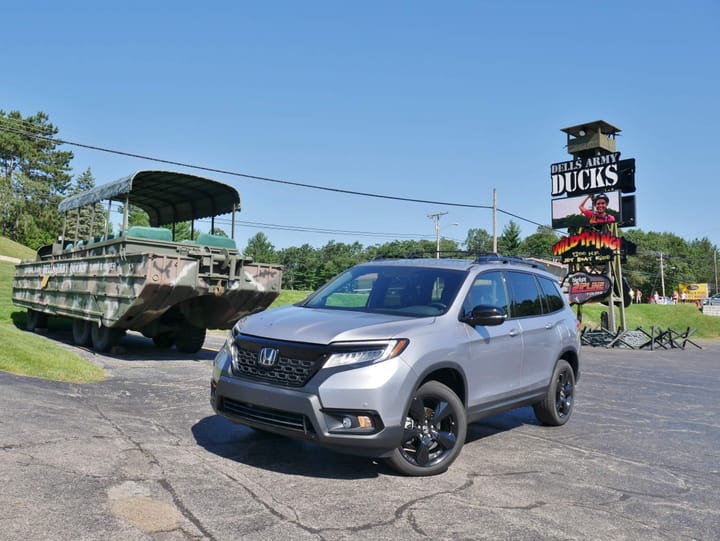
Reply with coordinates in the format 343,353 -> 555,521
519,226 -> 558,259
620,229 -> 720,299
464,228 -> 493,254
244,232 -> 278,263
117,205 -> 151,228
0,110 -> 73,248
278,244 -> 319,290
315,241 -> 365,284
66,168 -> 107,240
166,221 -> 195,242
498,220 -> 522,256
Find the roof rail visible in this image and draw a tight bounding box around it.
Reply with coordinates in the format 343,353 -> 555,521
473,253 -> 547,270
373,250 -> 474,261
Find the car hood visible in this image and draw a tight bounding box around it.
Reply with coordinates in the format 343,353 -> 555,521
236,305 -> 436,344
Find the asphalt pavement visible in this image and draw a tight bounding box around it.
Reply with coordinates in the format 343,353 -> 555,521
1,330 -> 719,540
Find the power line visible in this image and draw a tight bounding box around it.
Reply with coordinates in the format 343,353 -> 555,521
0,117 -> 553,231
0,121 -> 491,208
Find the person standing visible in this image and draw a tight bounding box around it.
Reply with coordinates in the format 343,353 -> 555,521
578,193 -> 616,225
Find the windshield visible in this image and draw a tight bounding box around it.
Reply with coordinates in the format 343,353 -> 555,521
301,265 -> 466,317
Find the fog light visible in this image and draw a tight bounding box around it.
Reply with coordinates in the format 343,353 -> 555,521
357,415 -> 374,429
342,416 -> 353,429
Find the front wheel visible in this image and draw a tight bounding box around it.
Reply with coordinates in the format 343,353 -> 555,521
175,325 -> 206,353
152,333 -> 175,349
533,359 -> 575,426
384,381 -> 466,476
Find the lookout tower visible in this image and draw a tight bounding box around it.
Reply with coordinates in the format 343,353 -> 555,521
561,120 -> 620,158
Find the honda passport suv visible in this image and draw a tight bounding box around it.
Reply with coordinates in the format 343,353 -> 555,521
211,255 -> 581,476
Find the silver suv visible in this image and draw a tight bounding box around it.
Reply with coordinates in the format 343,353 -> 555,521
211,255 -> 581,476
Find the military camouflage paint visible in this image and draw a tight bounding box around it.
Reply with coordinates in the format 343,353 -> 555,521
12,235 -> 282,332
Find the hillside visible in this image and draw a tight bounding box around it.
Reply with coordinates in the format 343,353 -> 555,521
0,236 -> 35,260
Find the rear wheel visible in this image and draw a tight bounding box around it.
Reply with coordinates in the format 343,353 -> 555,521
175,324 -> 206,353
533,359 -> 575,426
91,323 -> 123,353
384,381 -> 466,476
26,309 -> 48,331
72,319 -> 92,346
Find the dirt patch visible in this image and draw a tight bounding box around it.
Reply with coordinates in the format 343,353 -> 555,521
111,495 -> 183,533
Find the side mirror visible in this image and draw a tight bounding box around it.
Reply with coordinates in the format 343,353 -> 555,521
461,304 -> 507,327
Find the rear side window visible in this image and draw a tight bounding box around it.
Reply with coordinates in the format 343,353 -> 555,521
538,276 -> 565,313
505,271 -> 543,317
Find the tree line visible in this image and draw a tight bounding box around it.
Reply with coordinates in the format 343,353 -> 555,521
2,109 -> 718,297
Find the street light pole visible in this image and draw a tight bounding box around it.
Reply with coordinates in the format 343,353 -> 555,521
428,211 -> 448,259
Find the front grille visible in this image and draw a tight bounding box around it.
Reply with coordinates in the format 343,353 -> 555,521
220,397 -> 314,434
229,335 -> 327,387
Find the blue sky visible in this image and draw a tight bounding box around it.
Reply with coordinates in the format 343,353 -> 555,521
3,1 -> 719,251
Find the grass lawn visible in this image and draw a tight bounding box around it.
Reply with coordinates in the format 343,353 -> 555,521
1,258 -> 105,383
0,236 -> 35,260
0,323 -> 105,383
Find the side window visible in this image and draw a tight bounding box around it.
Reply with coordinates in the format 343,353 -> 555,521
463,271 -> 508,315
539,276 -> 565,313
505,271 -> 543,318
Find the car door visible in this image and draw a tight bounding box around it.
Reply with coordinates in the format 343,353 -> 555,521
504,271 -> 559,391
462,271 -> 525,407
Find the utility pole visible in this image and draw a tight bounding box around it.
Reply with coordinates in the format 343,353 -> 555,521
428,212 -> 448,259
492,188 -> 498,253
659,252 -> 666,298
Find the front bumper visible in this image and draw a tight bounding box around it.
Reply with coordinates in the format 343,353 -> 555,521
211,351 -> 413,458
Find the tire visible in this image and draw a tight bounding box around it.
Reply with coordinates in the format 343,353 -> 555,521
91,323 -> 123,353
152,333 -> 175,349
26,309 -> 48,331
175,325 -> 206,353
384,381 -> 467,476
533,359 -> 576,426
72,319 -> 92,346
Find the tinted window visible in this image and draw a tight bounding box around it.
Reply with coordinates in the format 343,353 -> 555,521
539,277 -> 565,313
463,271 -> 508,316
505,271 -> 543,317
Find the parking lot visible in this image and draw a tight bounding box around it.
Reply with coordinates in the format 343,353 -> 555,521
1,333 -> 719,540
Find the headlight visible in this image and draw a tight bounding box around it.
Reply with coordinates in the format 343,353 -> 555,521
214,331 -> 235,370
324,339 -> 409,368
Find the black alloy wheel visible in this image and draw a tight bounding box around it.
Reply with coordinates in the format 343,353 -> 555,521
385,380 -> 467,476
533,359 -> 575,426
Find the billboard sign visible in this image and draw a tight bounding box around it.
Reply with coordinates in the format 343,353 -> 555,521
678,283 -> 709,301
551,191 -> 620,229
550,152 -> 621,197
552,230 -> 621,265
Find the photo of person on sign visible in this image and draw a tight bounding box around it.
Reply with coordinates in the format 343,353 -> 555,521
578,193 -> 616,225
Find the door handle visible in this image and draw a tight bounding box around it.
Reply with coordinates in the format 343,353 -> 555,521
509,329 -> 518,337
